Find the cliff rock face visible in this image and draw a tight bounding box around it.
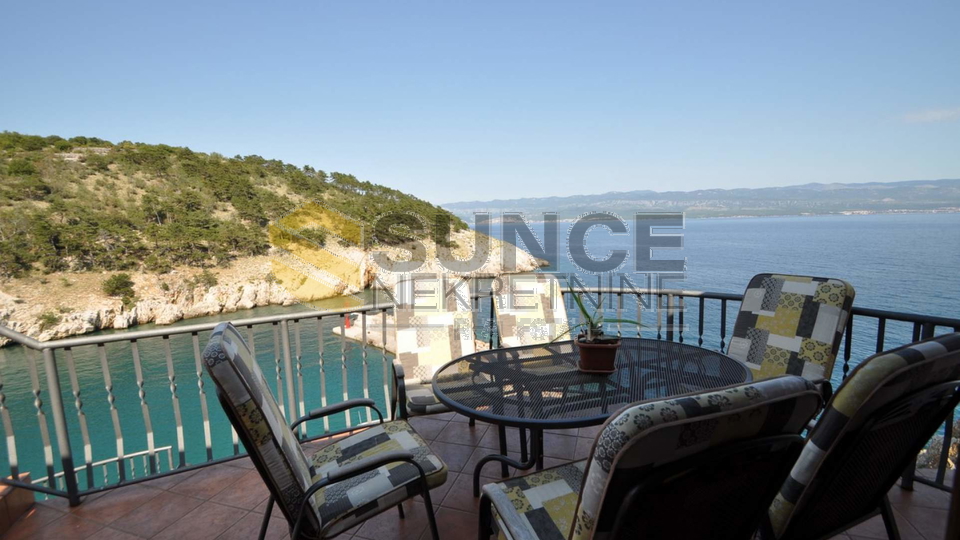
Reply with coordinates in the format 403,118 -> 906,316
0,278 -> 297,343
0,232 -> 542,344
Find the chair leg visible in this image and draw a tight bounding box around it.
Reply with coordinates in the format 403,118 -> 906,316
258,495 -> 274,540
479,494 -> 493,540
900,456 -> 917,491
397,503 -> 405,519
421,484 -> 441,540
879,496 -> 902,540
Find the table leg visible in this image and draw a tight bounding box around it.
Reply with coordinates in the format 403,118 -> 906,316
519,428 -> 528,462
498,425 -> 509,478
472,426 -> 543,497
535,429 -> 544,471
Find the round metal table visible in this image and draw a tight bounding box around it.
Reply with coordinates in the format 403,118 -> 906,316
431,337 -> 752,495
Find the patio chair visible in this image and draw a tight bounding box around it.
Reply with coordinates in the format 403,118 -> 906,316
727,273 -> 855,387
203,322 -> 446,540
764,332 -> 960,540
479,375 -> 823,540
493,273 -> 570,348
393,276 -> 477,419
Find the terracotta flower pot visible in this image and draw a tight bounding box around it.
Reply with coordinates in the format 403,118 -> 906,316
575,335 -> 621,373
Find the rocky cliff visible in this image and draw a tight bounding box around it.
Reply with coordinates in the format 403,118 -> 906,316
0,232 -> 541,344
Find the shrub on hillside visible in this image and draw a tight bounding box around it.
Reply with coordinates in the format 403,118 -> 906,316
102,273 -> 135,297
8,159 -> 37,177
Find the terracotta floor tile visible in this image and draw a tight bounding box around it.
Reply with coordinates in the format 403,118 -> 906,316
574,437 -> 594,460
426,441 -> 475,472
224,456 -> 258,470
845,511 -> 924,540
251,497 -> 274,515
26,513 -> 104,539
4,505 -> 67,540
544,427 -> 579,437
142,468 -> 199,491
94,527 -> 149,540
152,501 -> 247,540
434,421 -> 488,446
439,473 -> 481,514
448,413 -> 473,423
217,510 -> 290,540
355,500 -> 431,540
211,468 -> 271,510
541,433 -> 579,460
578,425 -> 604,439
169,462 -> 249,499
71,483 -> 163,524
37,490 -> 105,513
477,426 -> 527,451
420,507 -> 474,540
463,446 -> 524,480
888,483 -> 953,511
407,417 -> 449,440
417,472 -> 457,508
112,490 -> 204,538
893,504 -> 949,540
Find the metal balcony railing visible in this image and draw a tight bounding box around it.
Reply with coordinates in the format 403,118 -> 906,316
0,282 -> 957,507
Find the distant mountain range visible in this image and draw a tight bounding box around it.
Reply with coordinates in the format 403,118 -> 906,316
442,179 -> 960,221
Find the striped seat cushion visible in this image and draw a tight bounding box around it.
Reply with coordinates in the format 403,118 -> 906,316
308,420 -> 447,537
203,323 -> 321,535
768,332 -> 960,538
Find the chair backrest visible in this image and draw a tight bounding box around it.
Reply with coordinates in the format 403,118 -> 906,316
571,375 -> 823,540
727,273 -> 855,381
395,277 -> 476,383
767,332 -> 960,540
202,322 -> 321,536
493,273 -> 570,348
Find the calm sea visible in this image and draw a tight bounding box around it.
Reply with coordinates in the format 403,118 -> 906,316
0,213 -> 957,489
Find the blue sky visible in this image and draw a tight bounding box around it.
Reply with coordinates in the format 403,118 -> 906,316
1,1 -> 958,204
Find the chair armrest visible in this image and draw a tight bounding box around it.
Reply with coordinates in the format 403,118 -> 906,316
291,450 -> 432,539
290,398 -> 383,430
392,359 -> 405,380
392,360 -> 409,420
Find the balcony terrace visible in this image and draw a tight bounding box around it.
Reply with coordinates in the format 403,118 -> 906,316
0,285 -> 958,539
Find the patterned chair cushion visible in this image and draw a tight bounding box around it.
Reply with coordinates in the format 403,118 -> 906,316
767,332 -> 960,538
203,323 -> 320,535
308,420 -> 447,537
571,376 -> 821,540
404,380 -> 451,416
494,273 -> 571,348
728,274 -> 855,382
484,461 -> 588,540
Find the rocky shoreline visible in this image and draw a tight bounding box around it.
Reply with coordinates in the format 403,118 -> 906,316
0,232 -> 543,345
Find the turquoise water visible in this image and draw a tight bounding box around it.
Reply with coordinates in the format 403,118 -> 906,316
0,213 -> 958,490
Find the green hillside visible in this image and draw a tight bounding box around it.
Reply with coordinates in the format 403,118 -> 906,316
0,131 -> 465,277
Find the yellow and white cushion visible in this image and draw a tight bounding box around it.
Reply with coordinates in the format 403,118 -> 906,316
728,274 -> 855,381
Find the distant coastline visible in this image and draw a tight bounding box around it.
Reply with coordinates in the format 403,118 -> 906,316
454,207 -> 960,225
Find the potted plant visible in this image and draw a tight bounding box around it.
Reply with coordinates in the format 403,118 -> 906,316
553,290 -> 640,373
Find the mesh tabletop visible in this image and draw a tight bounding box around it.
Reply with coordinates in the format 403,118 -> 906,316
431,337 -> 752,429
